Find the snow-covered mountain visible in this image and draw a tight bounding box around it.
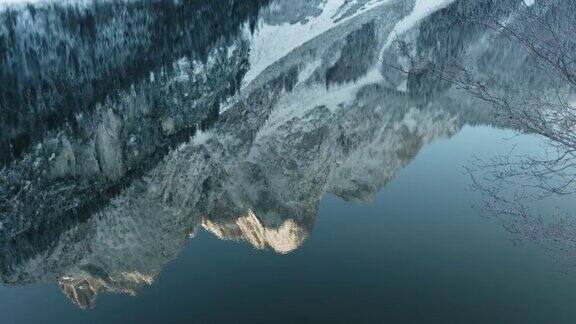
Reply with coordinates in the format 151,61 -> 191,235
1,0 -> 572,308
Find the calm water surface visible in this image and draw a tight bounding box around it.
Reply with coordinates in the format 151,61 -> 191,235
3,127 -> 576,323
1,0 -> 576,323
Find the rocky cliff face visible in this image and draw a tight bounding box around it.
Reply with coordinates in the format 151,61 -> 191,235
0,62 -> 460,309
0,0 -> 571,309
0,0 -> 268,239
0,0 -> 268,165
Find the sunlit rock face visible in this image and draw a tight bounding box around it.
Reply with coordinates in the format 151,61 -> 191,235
0,0 -> 571,309
203,210 -> 309,254
0,178 -> 194,309
59,276 -> 100,310
58,271 -> 155,309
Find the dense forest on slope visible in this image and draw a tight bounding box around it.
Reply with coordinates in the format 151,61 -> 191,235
0,0 -> 268,165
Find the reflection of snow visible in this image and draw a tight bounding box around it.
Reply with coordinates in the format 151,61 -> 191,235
256,68 -> 384,141
382,0 -> 456,52
243,0 -> 388,86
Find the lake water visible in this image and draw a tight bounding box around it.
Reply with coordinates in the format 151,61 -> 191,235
1,0 -> 576,323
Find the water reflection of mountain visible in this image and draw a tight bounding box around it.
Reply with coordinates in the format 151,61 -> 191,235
0,0 -> 566,309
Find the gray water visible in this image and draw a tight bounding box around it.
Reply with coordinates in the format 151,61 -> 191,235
1,0 -> 576,323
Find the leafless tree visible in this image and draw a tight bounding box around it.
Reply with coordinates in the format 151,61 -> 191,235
385,0 -> 576,193
385,0 -> 576,266
462,0 -> 576,265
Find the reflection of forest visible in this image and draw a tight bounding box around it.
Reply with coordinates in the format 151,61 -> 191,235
0,0 -> 269,165
1,0 -> 575,309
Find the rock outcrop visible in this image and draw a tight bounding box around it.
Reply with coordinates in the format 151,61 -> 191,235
1,0 -> 572,309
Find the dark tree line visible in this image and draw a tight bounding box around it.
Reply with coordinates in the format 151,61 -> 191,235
0,0 -> 269,166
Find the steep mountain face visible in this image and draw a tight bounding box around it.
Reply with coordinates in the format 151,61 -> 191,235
0,0 -> 461,306
0,0 -> 572,309
0,61 -> 460,309
0,0 -> 267,239
0,0 -> 268,165
0,43 -> 242,238
3,177 -> 195,309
